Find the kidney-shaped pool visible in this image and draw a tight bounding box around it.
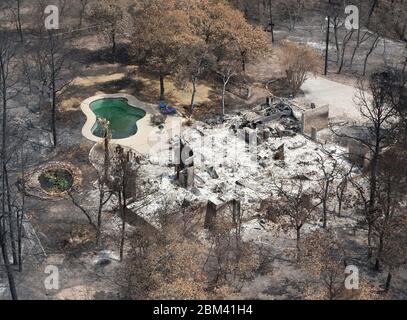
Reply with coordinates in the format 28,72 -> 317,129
90,98 -> 146,139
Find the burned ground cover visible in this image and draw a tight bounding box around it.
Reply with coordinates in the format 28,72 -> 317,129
0,0 -> 406,301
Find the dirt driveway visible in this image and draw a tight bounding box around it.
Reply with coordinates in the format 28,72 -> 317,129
296,76 -> 370,123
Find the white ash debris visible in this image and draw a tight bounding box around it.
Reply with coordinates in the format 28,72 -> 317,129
230,97 -> 302,135
132,106 -> 355,226
122,99 -> 360,229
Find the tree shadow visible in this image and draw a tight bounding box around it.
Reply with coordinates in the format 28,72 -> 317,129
69,43 -> 132,66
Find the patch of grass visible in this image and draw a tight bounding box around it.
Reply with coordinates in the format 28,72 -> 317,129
39,170 -> 73,193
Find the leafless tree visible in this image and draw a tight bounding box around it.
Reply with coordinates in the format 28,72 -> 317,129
275,0 -> 306,31
23,27 -> 74,147
380,214 -> 407,292
177,42 -> 212,117
333,71 -> 400,258
277,41 -> 320,97
216,60 -> 240,120
77,0 -> 91,28
301,229 -> 348,300
315,151 -> 345,228
335,164 -> 354,217
68,120 -> 113,245
268,178 -> 316,259
373,147 -> 407,272
88,0 -> 124,59
337,28 -> 357,74
2,0 -> 24,42
111,145 -> 157,262
0,31 -> 18,300
112,146 -> 141,261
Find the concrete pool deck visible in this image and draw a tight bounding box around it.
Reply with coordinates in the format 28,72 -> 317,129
81,93 -> 182,155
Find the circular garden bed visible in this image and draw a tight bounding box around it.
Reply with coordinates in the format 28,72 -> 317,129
39,169 -> 74,193
24,162 -> 82,200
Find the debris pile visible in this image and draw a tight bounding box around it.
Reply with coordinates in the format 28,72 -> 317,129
133,97 -> 351,229
231,97 -> 301,139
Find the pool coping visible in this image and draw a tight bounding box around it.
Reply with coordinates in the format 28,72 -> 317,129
81,93 -> 181,155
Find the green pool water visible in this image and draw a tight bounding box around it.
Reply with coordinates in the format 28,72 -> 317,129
90,98 -> 146,139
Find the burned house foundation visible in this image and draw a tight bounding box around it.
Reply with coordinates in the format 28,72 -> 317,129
138,95 -> 351,233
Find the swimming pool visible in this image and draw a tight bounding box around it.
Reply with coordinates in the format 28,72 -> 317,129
90,98 -> 146,139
